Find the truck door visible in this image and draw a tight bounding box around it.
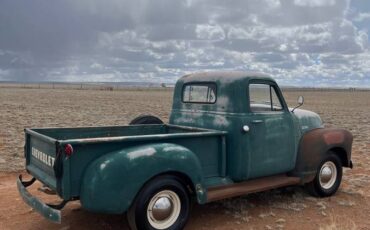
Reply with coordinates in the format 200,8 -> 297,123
244,82 -> 296,179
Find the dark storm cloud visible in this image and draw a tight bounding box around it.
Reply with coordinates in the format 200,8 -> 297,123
0,1 -> 129,57
0,0 -> 369,86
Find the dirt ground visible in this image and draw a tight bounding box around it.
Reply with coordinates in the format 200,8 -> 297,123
0,87 -> 369,229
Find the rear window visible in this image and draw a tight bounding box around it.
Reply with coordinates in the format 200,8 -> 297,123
182,83 -> 216,103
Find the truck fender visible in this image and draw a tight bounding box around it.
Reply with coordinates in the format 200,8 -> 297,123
290,128 -> 353,183
79,143 -> 206,214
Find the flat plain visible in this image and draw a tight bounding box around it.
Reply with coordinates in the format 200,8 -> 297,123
0,86 -> 369,229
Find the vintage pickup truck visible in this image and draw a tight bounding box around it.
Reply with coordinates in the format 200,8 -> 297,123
18,72 -> 353,230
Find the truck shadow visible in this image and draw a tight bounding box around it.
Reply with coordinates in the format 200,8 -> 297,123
31,186 -> 311,230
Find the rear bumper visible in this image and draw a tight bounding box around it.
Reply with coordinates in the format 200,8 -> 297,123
17,175 -> 63,223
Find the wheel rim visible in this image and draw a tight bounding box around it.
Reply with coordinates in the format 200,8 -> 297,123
319,161 -> 337,189
147,190 -> 181,229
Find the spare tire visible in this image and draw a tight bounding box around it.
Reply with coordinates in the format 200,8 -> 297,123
129,115 -> 164,125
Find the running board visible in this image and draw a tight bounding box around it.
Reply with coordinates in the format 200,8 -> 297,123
206,174 -> 300,202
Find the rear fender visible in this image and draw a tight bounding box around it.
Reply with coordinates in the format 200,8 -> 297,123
291,128 -> 353,183
80,143 -> 205,214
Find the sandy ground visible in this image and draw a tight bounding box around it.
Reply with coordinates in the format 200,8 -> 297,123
0,87 -> 369,229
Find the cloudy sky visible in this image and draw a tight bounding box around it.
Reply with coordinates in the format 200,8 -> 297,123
0,0 -> 369,87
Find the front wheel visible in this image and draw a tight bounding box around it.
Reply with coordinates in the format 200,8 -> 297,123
127,175 -> 190,230
305,154 -> 342,197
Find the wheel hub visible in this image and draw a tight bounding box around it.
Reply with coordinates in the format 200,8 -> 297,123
320,166 -> 333,183
151,197 -> 173,221
147,190 -> 181,229
319,161 -> 337,189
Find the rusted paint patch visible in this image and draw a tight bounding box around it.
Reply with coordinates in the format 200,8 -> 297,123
291,127 -> 353,183
323,131 -> 344,145
206,174 -> 300,202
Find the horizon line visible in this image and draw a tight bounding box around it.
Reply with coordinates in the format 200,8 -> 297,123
0,81 -> 369,90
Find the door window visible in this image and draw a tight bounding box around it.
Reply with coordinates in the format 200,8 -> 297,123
249,84 -> 283,112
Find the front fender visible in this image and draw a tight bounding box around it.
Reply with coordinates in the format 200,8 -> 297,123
80,143 -> 205,214
291,128 -> 353,183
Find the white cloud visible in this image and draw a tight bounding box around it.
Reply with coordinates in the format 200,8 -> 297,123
353,12 -> 370,22
294,0 -> 336,7
195,24 -> 225,40
279,44 -> 288,51
90,62 -> 104,70
264,0 -> 281,9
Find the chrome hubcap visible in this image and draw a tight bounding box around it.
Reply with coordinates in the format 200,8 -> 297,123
319,161 -> 337,189
147,190 -> 181,229
152,197 -> 173,221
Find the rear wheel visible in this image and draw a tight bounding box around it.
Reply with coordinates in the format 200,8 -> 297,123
129,115 -> 163,125
305,154 -> 342,197
127,175 -> 190,230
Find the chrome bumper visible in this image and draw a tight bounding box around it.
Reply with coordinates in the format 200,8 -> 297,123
17,175 -> 66,223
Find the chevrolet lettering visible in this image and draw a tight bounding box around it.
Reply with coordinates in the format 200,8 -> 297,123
31,147 -> 55,167
17,72 -> 353,229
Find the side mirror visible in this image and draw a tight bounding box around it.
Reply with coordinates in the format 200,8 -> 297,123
297,95 -> 304,105
292,96 -> 304,113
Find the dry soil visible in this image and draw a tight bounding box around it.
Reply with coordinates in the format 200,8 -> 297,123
0,87 -> 369,229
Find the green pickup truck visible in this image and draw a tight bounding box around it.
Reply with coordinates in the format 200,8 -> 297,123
18,72 -> 353,230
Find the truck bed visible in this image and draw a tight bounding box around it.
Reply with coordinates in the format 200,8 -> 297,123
25,124 -> 227,200
29,124 -> 218,140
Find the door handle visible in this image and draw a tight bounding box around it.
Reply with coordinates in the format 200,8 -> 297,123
243,125 -> 250,132
251,120 -> 263,124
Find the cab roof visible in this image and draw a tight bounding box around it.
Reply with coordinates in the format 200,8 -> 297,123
172,71 -> 281,113
178,71 -> 274,84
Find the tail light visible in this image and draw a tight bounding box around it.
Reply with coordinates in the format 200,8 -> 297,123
64,144 -> 74,157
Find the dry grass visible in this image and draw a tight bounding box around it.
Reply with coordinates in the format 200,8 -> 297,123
319,215 -> 357,230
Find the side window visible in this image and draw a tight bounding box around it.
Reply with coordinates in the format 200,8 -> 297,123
271,88 -> 283,111
182,83 -> 216,103
249,83 -> 283,112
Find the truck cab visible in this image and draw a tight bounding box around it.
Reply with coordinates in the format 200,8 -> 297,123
170,72 -> 300,182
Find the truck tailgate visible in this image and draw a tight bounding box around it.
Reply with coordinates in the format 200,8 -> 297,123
25,129 -> 58,190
